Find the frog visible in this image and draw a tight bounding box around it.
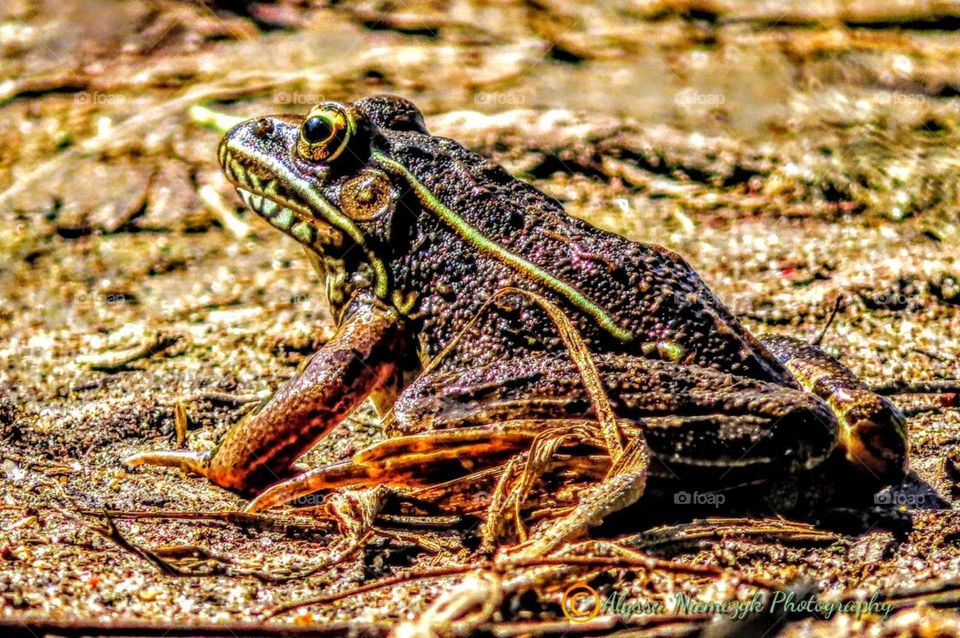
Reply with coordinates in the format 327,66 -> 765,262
127,95 -> 908,551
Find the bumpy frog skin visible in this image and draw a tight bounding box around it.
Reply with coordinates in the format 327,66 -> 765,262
128,95 -> 908,525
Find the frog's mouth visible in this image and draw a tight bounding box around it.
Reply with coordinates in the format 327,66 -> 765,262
218,117 -> 346,252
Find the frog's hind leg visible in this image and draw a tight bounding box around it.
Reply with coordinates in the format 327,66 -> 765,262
760,334 -> 908,487
246,286 -> 623,512
244,423 -> 544,512
244,421 -> 581,563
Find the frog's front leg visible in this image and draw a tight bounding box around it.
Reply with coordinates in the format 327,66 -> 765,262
126,292 -> 405,494
760,335 -> 909,487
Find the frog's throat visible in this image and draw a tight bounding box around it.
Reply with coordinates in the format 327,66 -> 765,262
372,151 -> 633,342
221,143 -> 390,300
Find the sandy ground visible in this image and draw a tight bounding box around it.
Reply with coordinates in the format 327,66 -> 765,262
2,1 -> 960,635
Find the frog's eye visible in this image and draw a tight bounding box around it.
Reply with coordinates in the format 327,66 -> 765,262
297,104 -> 354,162
340,171 -> 395,221
302,116 -> 333,144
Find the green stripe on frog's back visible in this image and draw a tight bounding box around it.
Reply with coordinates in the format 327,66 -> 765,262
371,151 -> 633,343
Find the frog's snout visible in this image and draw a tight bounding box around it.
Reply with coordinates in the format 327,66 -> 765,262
217,114 -> 299,178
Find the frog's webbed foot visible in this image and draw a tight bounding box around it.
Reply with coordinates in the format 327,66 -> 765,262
322,485 -> 393,539
245,424 -> 541,512
323,485 -> 447,554
250,479 -> 450,559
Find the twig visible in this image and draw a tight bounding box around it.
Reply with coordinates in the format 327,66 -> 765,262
267,545 -> 779,620
174,402 -> 188,447
0,452 -> 77,475
75,509 -> 336,536
266,564 -> 475,619
0,618 -> 388,638
490,614 -> 707,637
199,183 -> 251,238
877,578 -> 960,609
377,513 -> 465,529
626,517 -> 842,550
84,514 -> 181,576
872,380 -> 960,395
82,510 -> 360,583
185,390 -> 262,406
910,347 -> 952,363
503,555 -> 780,590
812,296 -> 843,346
82,333 -> 180,372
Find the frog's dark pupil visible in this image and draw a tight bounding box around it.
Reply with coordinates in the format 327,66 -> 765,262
303,116 -> 334,144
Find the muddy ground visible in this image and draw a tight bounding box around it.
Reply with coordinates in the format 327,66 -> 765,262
2,1 -> 960,636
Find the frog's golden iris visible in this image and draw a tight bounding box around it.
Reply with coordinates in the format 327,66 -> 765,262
296,103 -> 355,162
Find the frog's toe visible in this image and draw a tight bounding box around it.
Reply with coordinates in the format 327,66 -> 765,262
124,450 -> 213,480
244,477 -> 313,512
243,460 -> 379,512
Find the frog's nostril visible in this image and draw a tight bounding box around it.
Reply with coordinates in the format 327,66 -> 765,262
253,118 -> 274,138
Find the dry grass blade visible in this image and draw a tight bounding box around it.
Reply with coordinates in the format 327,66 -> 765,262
81,333 -> 180,372
628,517 -> 843,550
83,513 -> 182,576
174,401 -> 188,447
264,564 -> 477,619
490,614 -> 708,637
872,380 -> 960,395
76,508 -> 337,535
378,287 -> 625,458
875,578 -> 960,610
0,618 -> 389,638
80,509 -> 361,582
